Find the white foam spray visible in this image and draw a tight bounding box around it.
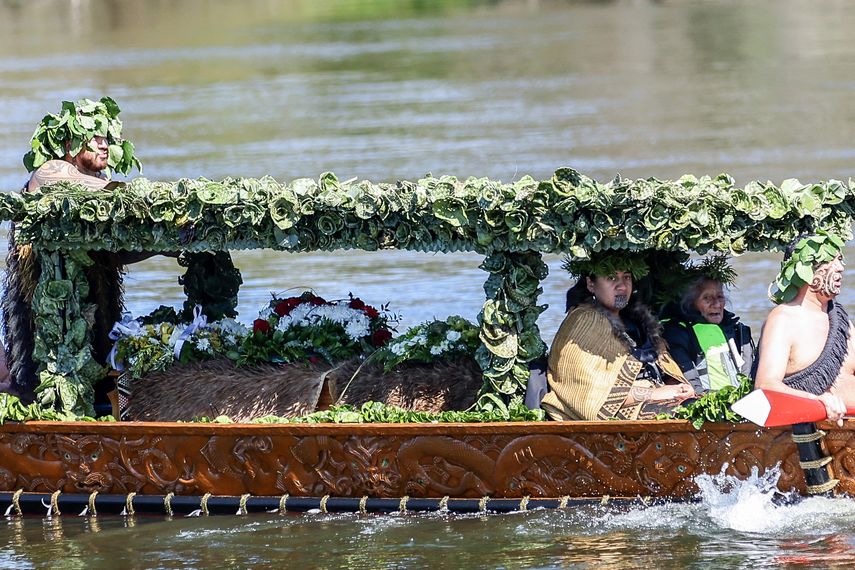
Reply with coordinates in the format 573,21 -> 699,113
595,464 -> 855,536
693,464 -> 855,534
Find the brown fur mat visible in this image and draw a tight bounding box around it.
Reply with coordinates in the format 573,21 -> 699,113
124,358 -> 334,422
123,356 -> 484,422
327,356 -> 483,412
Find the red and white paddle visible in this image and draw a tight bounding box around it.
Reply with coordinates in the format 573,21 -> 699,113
732,389 -> 855,427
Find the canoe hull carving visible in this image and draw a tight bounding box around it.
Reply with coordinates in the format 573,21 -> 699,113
0,421 -> 837,499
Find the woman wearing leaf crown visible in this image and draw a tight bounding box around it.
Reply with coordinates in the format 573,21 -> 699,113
541,252 -> 695,421
659,257 -> 755,394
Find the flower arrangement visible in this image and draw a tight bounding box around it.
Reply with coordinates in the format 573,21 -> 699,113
109,312 -> 247,379
239,292 -> 394,366
373,316 -> 480,372
109,292 -> 395,379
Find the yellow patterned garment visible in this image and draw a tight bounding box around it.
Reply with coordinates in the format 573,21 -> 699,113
541,303 -> 686,421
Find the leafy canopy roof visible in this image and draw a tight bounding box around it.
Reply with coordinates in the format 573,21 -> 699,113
1,168 -> 852,256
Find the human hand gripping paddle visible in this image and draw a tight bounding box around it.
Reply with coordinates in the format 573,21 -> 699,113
731,389 -> 855,427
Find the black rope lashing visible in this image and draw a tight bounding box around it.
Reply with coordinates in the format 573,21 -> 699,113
0,492 -> 681,516
792,422 -> 839,496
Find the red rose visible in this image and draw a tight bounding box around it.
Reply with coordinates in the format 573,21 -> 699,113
253,319 -> 271,334
274,298 -> 301,316
308,295 -> 326,306
364,306 -> 380,319
371,328 -> 393,347
349,298 -> 366,310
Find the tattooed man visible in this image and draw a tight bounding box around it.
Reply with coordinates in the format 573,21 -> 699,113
1,100 -> 138,401
755,233 -> 855,426
25,134 -> 111,192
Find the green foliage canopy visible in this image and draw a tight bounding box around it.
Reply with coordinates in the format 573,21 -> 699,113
1,167 -> 853,422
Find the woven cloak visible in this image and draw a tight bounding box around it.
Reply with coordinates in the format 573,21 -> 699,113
782,300 -> 850,395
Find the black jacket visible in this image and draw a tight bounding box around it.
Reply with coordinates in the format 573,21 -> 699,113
660,302 -> 754,394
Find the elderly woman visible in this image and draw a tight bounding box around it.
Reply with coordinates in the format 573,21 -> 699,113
660,274 -> 754,394
541,254 -> 694,421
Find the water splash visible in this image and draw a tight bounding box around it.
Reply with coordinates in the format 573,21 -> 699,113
695,464 -> 855,534
593,464 -> 855,538
694,464 -> 788,532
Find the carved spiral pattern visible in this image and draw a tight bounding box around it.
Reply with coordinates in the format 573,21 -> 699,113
0,424 -> 815,498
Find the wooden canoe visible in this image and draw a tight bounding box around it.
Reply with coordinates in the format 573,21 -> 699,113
2,419 -> 852,506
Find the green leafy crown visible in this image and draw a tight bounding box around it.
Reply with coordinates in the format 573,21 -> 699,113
769,231 -> 846,304
23,96 -> 141,178
562,250 -> 650,280
688,255 -> 737,286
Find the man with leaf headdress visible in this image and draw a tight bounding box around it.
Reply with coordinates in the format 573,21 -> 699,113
542,251 -> 694,421
24,96 -> 140,192
755,232 -> 855,425
1,97 -> 142,400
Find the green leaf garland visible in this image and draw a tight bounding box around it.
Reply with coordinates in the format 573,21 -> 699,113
2,167 -> 854,422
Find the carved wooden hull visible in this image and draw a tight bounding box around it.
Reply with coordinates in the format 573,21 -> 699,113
0,420 -> 850,500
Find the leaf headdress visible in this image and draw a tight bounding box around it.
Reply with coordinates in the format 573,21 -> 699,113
768,231 -> 846,304
23,96 -> 141,178
688,255 -> 737,287
562,250 -> 650,281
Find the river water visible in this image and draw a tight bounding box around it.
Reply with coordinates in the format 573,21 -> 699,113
2,0 -> 855,567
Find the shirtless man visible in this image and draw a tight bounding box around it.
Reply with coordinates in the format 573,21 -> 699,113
1,139 -> 114,396
754,233 -> 853,425
2,98 -> 140,399
26,134 -> 111,192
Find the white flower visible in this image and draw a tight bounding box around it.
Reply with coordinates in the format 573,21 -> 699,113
429,345 -> 443,356
212,318 -> 249,339
390,343 -> 407,356
446,330 -> 461,342
344,318 -> 370,341
195,338 -> 211,353
274,300 -> 372,342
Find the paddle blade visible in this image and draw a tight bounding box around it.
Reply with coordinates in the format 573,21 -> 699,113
732,389 -> 827,427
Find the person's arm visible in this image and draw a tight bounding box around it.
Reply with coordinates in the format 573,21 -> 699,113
625,382 -> 694,405
27,160 -> 106,192
755,310 -> 846,424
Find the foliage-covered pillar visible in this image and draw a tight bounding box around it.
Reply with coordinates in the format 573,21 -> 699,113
475,251 -> 547,414
31,250 -> 102,417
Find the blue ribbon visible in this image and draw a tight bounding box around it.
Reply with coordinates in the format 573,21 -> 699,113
173,305 -> 208,360
107,313 -> 142,371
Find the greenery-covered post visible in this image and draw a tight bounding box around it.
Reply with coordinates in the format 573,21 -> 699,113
31,250 -> 102,417
475,250 -> 547,416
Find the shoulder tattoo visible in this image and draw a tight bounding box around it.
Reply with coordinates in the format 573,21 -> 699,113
33,161 -> 74,184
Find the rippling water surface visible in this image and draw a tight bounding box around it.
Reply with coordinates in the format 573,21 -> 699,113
5,468 -> 855,569
2,0 -> 855,566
